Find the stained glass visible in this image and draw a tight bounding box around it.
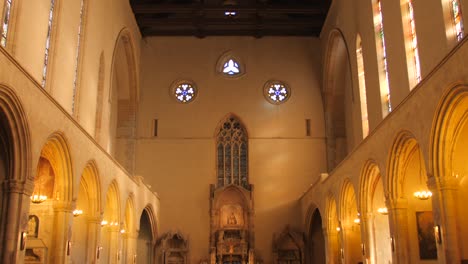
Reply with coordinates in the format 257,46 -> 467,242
174,83 -> 197,103
72,0 -> 84,113
452,0 -> 464,41
42,0 -> 55,88
0,0 -> 12,47
222,59 -> 240,75
377,0 -> 392,112
408,0 -> 421,83
266,83 -> 289,104
216,116 -> 248,188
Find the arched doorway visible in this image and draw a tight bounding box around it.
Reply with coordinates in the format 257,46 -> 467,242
326,194 -> 340,264
71,161 -> 101,263
359,161 -> 391,263
123,194 -> 137,263
0,86 -> 31,263
388,132 -> 436,263
108,29 -> 138,174
431,85 -> 468,263
100,180 -> 121,263
27,133 -> 73,264
340,180 -> 363,263
307,208 -> 325,264
138,207 -> 155,264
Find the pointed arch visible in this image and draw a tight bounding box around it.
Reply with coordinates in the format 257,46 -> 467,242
79,160 -> 101,217
323,29 -> 352,170
386,130 -> 424,200
215,113 -> 249,188
0,85 -> 31,262
108,28 -> 138,173
38,132 -> 74,202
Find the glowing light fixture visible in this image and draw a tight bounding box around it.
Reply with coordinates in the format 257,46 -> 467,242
224,11 -> 237,17
354,218 -> 361,224
73,209 -> 83,217
101,220 -> 108,226
336,227 -> 341,232
377,207 -> 388,215
31,194 -> 48,204
413,190 -> 432,200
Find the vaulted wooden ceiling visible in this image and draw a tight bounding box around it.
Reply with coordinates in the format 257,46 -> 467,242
130,0 -> 331,37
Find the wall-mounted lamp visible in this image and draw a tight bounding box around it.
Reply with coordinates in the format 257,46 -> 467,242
101,220 -> 108,226
434,225 -> 442,244
377,207 -> 388,215
20,231 -> 27,250
73,209 -> 83,217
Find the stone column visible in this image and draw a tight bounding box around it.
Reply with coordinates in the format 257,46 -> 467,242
323,228 -> 340,264
50,201 -> 73,264
386,198 -> 410,264
361,213 -> 373,263
435,176 -> 460,264
108,227 -> 120,264
2,180 -> 32,264
86,216 -> 101,264
123,231 -> 138,264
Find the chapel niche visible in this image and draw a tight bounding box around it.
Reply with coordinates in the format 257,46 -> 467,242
272,226 -> 305,264
209,115 -> 256,264
156,231 -> 189,264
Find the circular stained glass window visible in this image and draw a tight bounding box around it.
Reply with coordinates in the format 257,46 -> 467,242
264,81 -> 290,104
173,82 -> 197,103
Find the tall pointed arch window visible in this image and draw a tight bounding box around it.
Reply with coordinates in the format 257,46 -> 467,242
216,116 -> 249,189
374,0 -> 392,115
41,0 -> 56,88
356,36 -> 369,138
406,0 -> 421,85
451,0 -> 464,41
1,0 -> 12,47
72,0 -> 85,113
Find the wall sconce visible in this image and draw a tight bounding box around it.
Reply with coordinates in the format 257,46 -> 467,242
73,209 -> 83,217
377,207 -> 388,215
101,220 -> 108,226
20,231 -> 27,250
336,227 -> 341,232
67,241 -> 71,256
413,190 -> 432,200
390,237 -> 395,252
133,254 -> 137,264
120,229 -> 126,234
354,218 -> 361,224
361,243 -> 366,256
434,225 -> 442,244
97,246 -> 103,259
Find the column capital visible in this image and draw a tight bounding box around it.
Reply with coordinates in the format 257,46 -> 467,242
438,176 -> 460,190
386,198 -> 408,210
3,179 -> 31,194
53,201 -> 73,212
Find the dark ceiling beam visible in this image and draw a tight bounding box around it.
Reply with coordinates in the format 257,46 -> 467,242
132,4 -> 327,15
137,17 -> 325,26
140,27 -> 322,37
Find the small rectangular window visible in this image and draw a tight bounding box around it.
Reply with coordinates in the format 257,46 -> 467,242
153,119 -> 158,137
305,119 -> 311,136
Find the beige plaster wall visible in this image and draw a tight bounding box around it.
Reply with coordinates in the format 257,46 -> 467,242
135,36 -> 328,263
7,0 -> 141,141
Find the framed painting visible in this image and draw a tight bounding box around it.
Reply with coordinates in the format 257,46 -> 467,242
416,211 -> 437,260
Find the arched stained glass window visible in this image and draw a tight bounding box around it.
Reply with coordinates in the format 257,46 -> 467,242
451,0 -> 464,41
216,115 -> 249,189
407,0 -> 421,84
42,0 -> 56,88
0,0 -> 12,47
374,0 -> 392,115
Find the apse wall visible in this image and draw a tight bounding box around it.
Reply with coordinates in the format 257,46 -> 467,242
135,36 -> 327,262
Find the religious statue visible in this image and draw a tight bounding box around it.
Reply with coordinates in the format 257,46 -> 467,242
227,212 -> 237,225
27,215 -> 39,238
